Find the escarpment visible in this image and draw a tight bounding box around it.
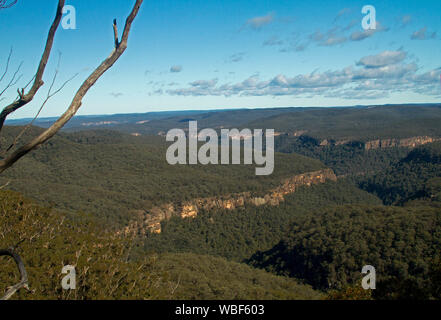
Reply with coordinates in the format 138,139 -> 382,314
315,136 -> 440,150
120,169 -> 337,235
363,136 -> 440,150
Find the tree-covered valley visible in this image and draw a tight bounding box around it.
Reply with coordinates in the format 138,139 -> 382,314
1,105 -> 441,300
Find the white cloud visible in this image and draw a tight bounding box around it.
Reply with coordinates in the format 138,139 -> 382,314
244,13 -> 274,30
109,92 -> 123,98
227,52 -> 246,63
170,65 -> 183,73
356,51 -> 407,68
309,30 -> 324,42
401,15 -> 412,27
167,50 -> 440,99
411,27 -> 437,40
190,79 -> 219,88
350,21 -> 389,41
335,8 -> 351,21
263,36 -> 284,47
309,29 -> 347,47
322,36 -> 347,46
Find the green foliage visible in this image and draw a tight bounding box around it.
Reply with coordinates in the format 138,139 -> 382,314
0,126 -> 324,227
3,104 -> 441,300
144,181 -> 381,262
155,253 -> 322,300
326,285 -> 373,300
9,105 -> 441,141
0,190 -> 323,300
275,134 -> 409,177
248,105 -> 441,141
429,256 -> 441,299
0,190 -> 173,300
359,142 -> 441,205
247,205 -> 441,299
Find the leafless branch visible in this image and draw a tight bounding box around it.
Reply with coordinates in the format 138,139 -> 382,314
0,61 -> 23,99
4,54 -> 78,154
0,0 -> 65,133
0,0 -> 144,174
0,246 -> 29,300
0,48 -> 13,84
0,0 -> 17,10
0,180 -> 10,189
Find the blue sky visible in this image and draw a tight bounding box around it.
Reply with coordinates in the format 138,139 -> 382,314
1,0 -> 440,118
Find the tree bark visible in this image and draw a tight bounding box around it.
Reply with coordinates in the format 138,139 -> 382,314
0,248 -> 29,300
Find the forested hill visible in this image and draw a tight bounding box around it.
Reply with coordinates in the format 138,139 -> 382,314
242,140 -> 441,299
247,204 -> 441,299
7,105 -> 441,143
0,126 -> 325,226
246,105 -> 441,141
143,180 -> 382,262
0,189 -> 321,300
3,105 -> 441,300
359,141 -> 441,205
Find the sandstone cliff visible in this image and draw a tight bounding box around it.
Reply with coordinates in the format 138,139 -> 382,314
364,136 -> 440,150
120,169 -> 337,235
316,136 -> 440,150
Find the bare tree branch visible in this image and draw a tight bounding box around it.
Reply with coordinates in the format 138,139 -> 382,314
0,0 -> 65,133
0,61 -> 23,99
0,247 -> 29,300
0,48 -> 13,84
3,55 -> 78,154
0,0 -> 143,174
0,180 -> 10,189
0,0 -> 17,10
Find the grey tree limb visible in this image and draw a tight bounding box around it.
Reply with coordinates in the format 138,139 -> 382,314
0,0 -> 65,134
0,247 -> 29,300
0,0 -> 17,10
0,0 -> 143,174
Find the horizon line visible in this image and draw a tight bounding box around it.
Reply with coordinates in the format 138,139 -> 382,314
6,102 -> 441,123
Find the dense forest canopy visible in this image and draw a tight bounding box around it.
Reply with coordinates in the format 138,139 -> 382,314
247,204 -> 441,299
0,190 -> 322,300
247,105 -> 441,141
143,181 -> 382,261
2,105 -> 441,300
359,142 -> 441,205
8,104 -> 441,142
0,126 -> 324,226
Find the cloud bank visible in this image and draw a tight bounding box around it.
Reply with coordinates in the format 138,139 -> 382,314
167,51 -> 440,100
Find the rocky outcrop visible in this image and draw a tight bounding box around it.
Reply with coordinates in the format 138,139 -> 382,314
291,130 -> 308,137
364,136 -> 440,150
313,136 -> 439,150
119,169 -> 337,235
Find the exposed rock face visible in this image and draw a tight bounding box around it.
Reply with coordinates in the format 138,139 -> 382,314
290,130 -> 308,137
119,169 -> 337,235
313,136 -> 439,150
364,136 -> 440,150
335,139 -> 351,146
